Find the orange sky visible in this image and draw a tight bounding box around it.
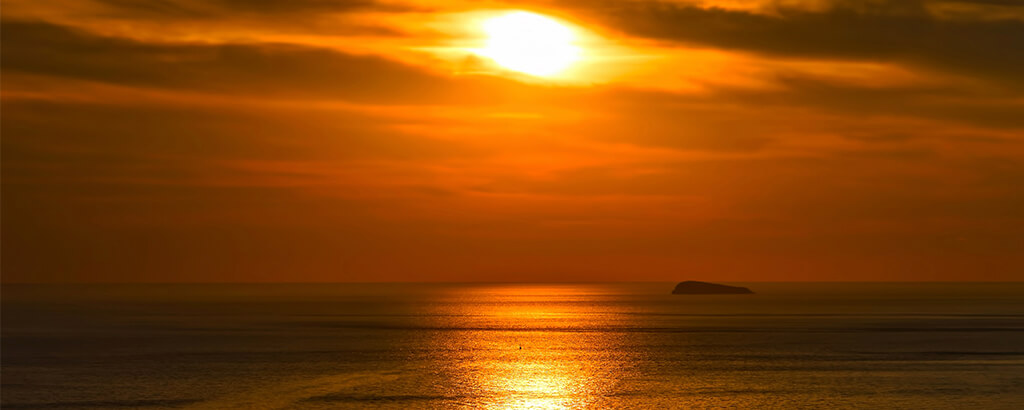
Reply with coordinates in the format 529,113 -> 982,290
3,0 -> 1023,282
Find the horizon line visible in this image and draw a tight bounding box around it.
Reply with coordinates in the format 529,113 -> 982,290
4,280 -> 1024,285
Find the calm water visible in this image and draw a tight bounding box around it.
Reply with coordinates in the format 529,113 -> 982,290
3,282 -> 1024,409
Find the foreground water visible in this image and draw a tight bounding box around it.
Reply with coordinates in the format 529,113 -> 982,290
3,282 -> 1024,409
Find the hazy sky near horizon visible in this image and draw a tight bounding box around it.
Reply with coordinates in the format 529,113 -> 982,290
3,0 -> 1023,282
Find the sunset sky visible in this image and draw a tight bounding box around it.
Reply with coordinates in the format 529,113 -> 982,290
3,0 -> 1023,282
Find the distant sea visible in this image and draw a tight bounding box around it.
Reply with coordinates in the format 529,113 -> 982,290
3,282 -> 1024,409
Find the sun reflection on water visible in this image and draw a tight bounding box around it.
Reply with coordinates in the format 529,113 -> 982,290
430,285 -> 638,409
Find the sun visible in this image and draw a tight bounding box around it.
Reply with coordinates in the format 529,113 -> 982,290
478,11 -> 581,77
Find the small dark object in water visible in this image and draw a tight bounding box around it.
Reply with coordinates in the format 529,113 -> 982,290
671,281 -> 754,295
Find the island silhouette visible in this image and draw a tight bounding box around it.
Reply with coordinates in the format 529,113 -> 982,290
672,281 -> 754,295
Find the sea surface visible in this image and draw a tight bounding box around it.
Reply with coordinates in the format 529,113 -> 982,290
3,282 -> 1024,409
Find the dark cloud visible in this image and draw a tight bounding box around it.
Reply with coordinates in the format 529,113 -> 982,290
577,76 -> 1024,155
33,0 -> 416,37
710,74 -> 1024,130
1,20 -> 532,104
92,0 -> 420,19
939,0 -> 1024,7
567,0 -> 1024,87
1,99 -> 486,169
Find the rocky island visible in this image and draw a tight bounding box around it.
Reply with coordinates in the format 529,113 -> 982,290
671,281 -> 754,295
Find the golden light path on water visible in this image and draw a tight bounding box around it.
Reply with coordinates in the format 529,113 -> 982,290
430,285 -> 640,408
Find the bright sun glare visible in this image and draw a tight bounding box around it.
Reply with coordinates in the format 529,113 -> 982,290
479,11 -> 581,77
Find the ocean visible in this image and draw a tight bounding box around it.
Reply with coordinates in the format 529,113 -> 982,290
3,282 -> 1023,409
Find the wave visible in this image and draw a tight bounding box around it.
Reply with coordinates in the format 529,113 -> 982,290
1,399 -> 201,409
